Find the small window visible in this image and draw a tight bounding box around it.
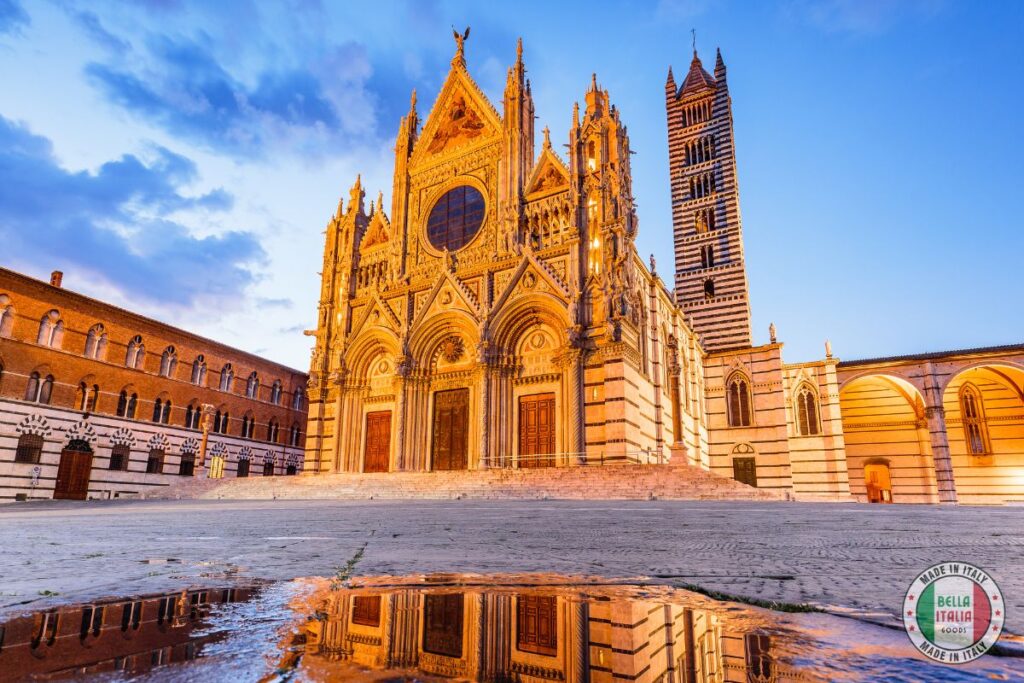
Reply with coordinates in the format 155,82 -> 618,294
700,244 -> 714,269
159,346 -> 177,378
237,459 -> 250,477
246,372 -> 260,399
125,335 -> 145,370
352,596 -> 381,627
291,389 -> 303,411
263,460 -> 275,476
727,374 -> 752,427
117,391 -> 139,419
703,278 -> 715,298
109,444 -> 131,471
191,355 -> 207,385
84,324 -> 107,359
270,380 -> 282,405
179,454 -> 195,477
37,310 -> 64,348
267,420 -> 279,443
289,424 -> 302,447
795,384 -> 821,436
25,372 -> 54,404
219,363 -> 234,392
184,404 -> 201,430
16,433 -> 44,463
960,383 -> 990,455
0,303 -> 14,338
146,449 -> 164,474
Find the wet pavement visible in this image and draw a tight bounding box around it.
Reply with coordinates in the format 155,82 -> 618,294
2,574 -> 1023,681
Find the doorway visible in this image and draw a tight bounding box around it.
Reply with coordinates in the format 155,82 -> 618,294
432,389 -> 469,470
864,462 -> 893,503
732,457 -> 757,487
363,410 -> 392,473
519,393 -> 556,468
54,439 -> 93,500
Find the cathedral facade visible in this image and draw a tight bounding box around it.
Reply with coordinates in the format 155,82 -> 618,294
304,36 -> 1024,505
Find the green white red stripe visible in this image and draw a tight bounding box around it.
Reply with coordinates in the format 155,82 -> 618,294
916,576 -> 991,649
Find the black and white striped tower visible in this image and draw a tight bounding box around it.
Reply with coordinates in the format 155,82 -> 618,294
665,47 -> 752,350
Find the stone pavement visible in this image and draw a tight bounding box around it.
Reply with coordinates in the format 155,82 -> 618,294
1,499 -> 1022,635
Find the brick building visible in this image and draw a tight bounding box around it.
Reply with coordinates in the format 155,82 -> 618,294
0,267 -> 308,500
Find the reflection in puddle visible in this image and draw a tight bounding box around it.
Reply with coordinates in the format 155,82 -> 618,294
1,575 -> 1020,681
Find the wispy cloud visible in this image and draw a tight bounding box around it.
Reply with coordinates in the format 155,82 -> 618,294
785,0 -> 947,35
69,9 -> 130,54
83,29 -> 378,160
0,115 -> 262,308
0,0 -> 29,35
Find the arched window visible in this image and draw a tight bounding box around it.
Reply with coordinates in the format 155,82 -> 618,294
241,415 -> 255,439
117,390 -> 138,418
184,403 -> 201,430
84,324 -> 108,359
270,380 -> 282,405
15,433 -> 44,463
109,444 -> 131,471
703,278 -> 715,298
267,419 -> 279,443
191,355 -> 207,385
219,363 -> 233,392
161,400 -> 171,424
726,374 -> 752,427
795,384 -> 821,436
700,245 -> 714,269
246,372 -> 259,399
125,335 -> 145,369
76,382 -> 100,412
37,310 -> 64,348
0,300 -> 14,338
152,398 -> 163,422
159,346 -> 177,378
289,423 -> 302,447
179,452 -> 195,476
214,411 -> 229,434
960,383 -> 990,455
25,372 -> 53,404
263,459 -> 276,476
291,389 -> 303,411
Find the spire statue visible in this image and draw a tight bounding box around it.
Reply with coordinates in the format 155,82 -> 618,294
452,25 -> 470,66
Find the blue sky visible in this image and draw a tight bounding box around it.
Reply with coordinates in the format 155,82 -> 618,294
1,0 -> 1021,369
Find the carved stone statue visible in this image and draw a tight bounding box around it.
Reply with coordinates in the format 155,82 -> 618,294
769,322 -> 777,343
452,25 -> 470,64
649,254 -> 656,274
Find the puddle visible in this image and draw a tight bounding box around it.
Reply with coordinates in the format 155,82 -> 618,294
0,574 -> 1021,681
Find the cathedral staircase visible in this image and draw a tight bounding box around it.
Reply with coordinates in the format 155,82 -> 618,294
142,463 -> 785,502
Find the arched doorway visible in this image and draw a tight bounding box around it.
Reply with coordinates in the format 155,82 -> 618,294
54,438 -> 93,500
864,461 -> 893,504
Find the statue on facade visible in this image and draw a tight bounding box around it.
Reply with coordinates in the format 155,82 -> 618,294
452,26 -> 470,64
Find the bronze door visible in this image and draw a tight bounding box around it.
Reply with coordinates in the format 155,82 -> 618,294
732,457 -> 757,487
54,441 -> 93,500
423,593 -> 464,658
517,594 -> 558,655
519,393 -> 555,468
431,389 -> 469,471
363,411 -> 392,473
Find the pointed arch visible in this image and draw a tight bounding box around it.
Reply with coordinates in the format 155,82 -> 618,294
958,382 -> 990,455
794,382 -> 821,436
726,371 -> 752,427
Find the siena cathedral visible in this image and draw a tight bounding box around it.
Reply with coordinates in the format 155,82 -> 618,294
303,35 -> 1024,506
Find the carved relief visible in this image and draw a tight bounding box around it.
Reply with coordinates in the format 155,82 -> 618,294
427,95 -> 487,154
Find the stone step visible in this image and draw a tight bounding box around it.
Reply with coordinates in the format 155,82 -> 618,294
143,463 -> 785,502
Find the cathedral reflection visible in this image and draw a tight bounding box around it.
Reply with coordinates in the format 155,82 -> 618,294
297,583 -> 795,682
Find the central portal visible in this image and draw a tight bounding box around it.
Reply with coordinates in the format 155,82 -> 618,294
519,393 -> 556,468
432,388 -> 469,470
363,410 -> 392,473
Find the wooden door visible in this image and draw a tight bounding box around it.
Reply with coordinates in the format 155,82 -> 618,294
431,389 -> 469,471
363,411 -> 392,473
517,594 -> 558,655
864,463 -> 893,503
423,593 -> 464,658
519,393 -> 556,468
732,457 -> 757,487
54,441 -> 93,500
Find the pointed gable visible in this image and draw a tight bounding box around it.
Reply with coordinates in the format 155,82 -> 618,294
526,130 -> 570,198
411,63 -> 502,165
679,52 -> 715,97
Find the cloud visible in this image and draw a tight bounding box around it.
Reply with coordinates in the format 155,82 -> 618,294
0,0 -> 29,35
84,31 -> 377,159
0,115 -> 262,308
786,0 -> 947,35
70,10 -> 130,54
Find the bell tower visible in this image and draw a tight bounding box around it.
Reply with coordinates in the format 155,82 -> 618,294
666,47 -> 752,350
